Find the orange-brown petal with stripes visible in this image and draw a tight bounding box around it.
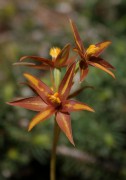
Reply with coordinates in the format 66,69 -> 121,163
24,73 -> 53,103
89,56 -> 115,69
79,61 -> 89,82
7,96 -> 48,112
63,100 -> 95,113
13,62 -> 50,70
88,61 -> 115,79
69,19 -> 85,53
28,106 -> 55,131
56,111 -> 75,146
68,85 -> 94,99
59,63 -> 76,101
55,44 -> 70,67
20,56 -> 53,67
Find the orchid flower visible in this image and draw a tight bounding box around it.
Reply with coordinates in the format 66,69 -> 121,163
70,19 -> 115,82
7,63 -> 94,146
14,44 -> 75,70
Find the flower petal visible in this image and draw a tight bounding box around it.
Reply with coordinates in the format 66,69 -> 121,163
68,85 -> 94,99
13,62 -> 50,70
94,41 -> 111,57
79,60 -> 89,82
28,106 -> 55,131
20,82 -> 39,95
88,61 -> 115,79
24,73 -> 53,103
7,96 -> 47,111
54,44 -> 70,67
20,56 -> 53,67
59,63 -> 76,101
69,19 -> 85,52
89,56 -> 115,69
63,100 -> 95,112
56,111 -> 75,146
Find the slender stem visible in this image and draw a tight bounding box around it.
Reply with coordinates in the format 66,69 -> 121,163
50,68 -> 61,180
50,120 -> 60,180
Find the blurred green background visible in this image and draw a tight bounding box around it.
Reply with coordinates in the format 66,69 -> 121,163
0,0 -> 126,179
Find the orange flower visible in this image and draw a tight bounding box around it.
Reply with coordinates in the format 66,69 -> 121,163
70,19 -> 115,82
14,44 -> 75,70
7,63 -> 94,146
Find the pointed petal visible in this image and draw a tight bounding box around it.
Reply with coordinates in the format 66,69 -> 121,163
68,85 -> 94,99
88,61 -> 115,79
20,82 -> 39,95
69,19 -> 85,52
59,63 -> 76,100
55,44 -> 70,67
24,73 -> 53,103
13,62 -> 50,70
79,61 -> 89,82
56,111 -> 75,146
14,62 -> 35,66
94,41 -> 111,57
20,56 -> 53,67
7,96 -> 47,111
89,56 -> 115,69
28,106 -> 55,131
63,100 -> 95,113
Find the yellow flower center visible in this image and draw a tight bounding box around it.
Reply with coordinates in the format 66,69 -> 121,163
48,92 -> 61,104
49,47 -> 61,59
86,44 -> 99,56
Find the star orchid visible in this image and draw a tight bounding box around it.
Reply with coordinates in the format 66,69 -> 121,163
14,44 -> 75,70
7,63 -> 94,146
70,19 -> 115,81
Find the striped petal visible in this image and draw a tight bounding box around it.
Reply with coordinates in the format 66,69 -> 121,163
24,73 -> 53,103
28,106 -> 55,131
7,96 -> 47,111
13,62 -> 50,70
79,60 -> 89,82
68,86 -> 94,99
20,82 -> 39,95
69,19 -> 85,52
63,100 -> 95,112
56,111 -> 74,146
94,41 -> 111,57
55,44 -> 70,67
89,56 -> 115,69
59,63 -> 76,101
20,56 -> 53,67
88,61 -> 115,79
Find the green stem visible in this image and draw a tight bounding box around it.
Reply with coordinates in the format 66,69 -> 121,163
50,68 -> 61,180
50,120 -> 60,180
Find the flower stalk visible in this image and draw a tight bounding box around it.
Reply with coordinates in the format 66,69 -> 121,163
50,119 -> 60,180
50,67 -> 61,180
